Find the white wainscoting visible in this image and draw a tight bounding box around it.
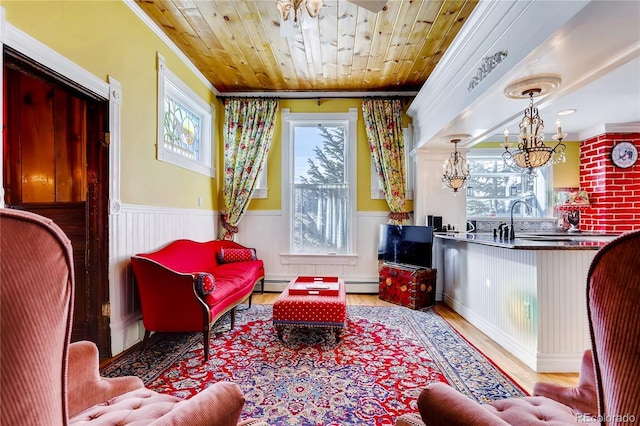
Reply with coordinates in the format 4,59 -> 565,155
535,250 -> 594,371
440,237 -> 597,372
235,210 -> 388,293
108,206 -> 388,355
109,204 -> 217,355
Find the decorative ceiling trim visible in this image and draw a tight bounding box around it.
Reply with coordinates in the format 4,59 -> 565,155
503,75 -> 562,99
468,51 -> 508,92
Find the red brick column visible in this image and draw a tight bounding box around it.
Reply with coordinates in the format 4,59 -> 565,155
580,133 -> 640,233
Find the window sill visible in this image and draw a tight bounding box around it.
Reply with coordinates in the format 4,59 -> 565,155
280,253 -> 358,265
157,150 -> 215,177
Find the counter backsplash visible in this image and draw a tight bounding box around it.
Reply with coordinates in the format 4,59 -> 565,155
471,218 -> 558,233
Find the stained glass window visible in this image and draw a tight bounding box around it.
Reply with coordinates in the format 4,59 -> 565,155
163,96 -> 201,161
156,53 -> 214,177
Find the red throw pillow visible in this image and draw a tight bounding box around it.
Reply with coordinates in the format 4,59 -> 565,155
218,248 -> 257,264
194,272 -> 215,296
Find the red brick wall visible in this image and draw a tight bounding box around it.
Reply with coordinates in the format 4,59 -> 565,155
579,133 -> 640,233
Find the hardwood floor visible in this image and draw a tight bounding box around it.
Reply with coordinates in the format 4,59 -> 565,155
252,292 -> 579,394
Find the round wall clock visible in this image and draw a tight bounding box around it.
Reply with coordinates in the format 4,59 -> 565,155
611,141 -> 638,169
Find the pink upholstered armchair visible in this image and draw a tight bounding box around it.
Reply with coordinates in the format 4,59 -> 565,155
0,208 -> 267,426
397,230 -> 640,426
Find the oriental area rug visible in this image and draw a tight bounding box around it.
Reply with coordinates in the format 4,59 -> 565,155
101,305 -> 526,425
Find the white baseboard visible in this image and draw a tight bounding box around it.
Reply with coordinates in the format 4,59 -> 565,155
536,353 -> 583,373
260,280 -> 379,294
443,294 -> 581,373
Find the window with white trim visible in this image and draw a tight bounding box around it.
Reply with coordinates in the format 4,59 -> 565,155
156,53 -> 214,177
281,109 -> 357,258
253,166 -> 268,198
466,149 -> 553,218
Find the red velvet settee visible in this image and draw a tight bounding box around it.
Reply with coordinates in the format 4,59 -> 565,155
131,239 -> 264,361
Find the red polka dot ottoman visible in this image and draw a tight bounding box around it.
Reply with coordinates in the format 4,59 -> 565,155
272,276 -> 347,342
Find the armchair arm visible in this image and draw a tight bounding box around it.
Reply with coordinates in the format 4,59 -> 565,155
237,420 -> 270,426
67,341 -> 144,417
131,257 -> 206,332
395,412 -> 426,426
148,381 -> 245,426
533,349 -> 597,415
417,383 -> 510,426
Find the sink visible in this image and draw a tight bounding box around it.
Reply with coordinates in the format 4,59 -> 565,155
518,235 -> 575,242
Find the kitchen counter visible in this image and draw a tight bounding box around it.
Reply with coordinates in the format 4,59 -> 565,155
433,231 -> 617,372
435,232 -> 617,250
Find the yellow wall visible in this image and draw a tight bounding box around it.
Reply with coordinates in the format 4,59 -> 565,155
3,0 -> 221,209
552,141 -> 580,188
471,140 -> 581,187
4,1 -> 410,214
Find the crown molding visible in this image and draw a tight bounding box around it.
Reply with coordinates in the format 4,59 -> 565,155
123,0 -> 218,95
220,90 -> 417,98
580,123 -> 640,141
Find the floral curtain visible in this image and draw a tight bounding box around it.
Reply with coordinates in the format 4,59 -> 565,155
361,98 -> 409,225
220,98 -> 279,239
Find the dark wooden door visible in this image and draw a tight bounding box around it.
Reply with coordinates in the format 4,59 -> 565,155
2,49 -> 111,357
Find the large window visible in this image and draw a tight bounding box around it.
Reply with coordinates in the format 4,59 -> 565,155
466,149 -> 552,218
282,109 -> 357,257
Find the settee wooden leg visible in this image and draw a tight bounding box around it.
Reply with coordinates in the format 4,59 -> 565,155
261,278 -> 264,294
230,307 -> 236,330
203,327 -> 210,362
248,294 -> 253,308
141,330 -> 151,352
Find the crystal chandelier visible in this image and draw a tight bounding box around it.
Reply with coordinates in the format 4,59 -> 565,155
442,138 -> 470,194
502,86 -> 567,173
276,0 -> 323,28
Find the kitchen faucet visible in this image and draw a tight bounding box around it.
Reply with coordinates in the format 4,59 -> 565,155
497,222 -> 508,240
509,200 -> 531,240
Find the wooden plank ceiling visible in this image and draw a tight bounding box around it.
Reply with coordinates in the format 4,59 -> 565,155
135,0 -> 478,94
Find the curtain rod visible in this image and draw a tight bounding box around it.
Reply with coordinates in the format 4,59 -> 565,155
220,94 -> 416,107
220,91 -> 418,100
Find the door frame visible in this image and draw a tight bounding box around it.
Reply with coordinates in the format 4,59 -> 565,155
0,11 -> 123,355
